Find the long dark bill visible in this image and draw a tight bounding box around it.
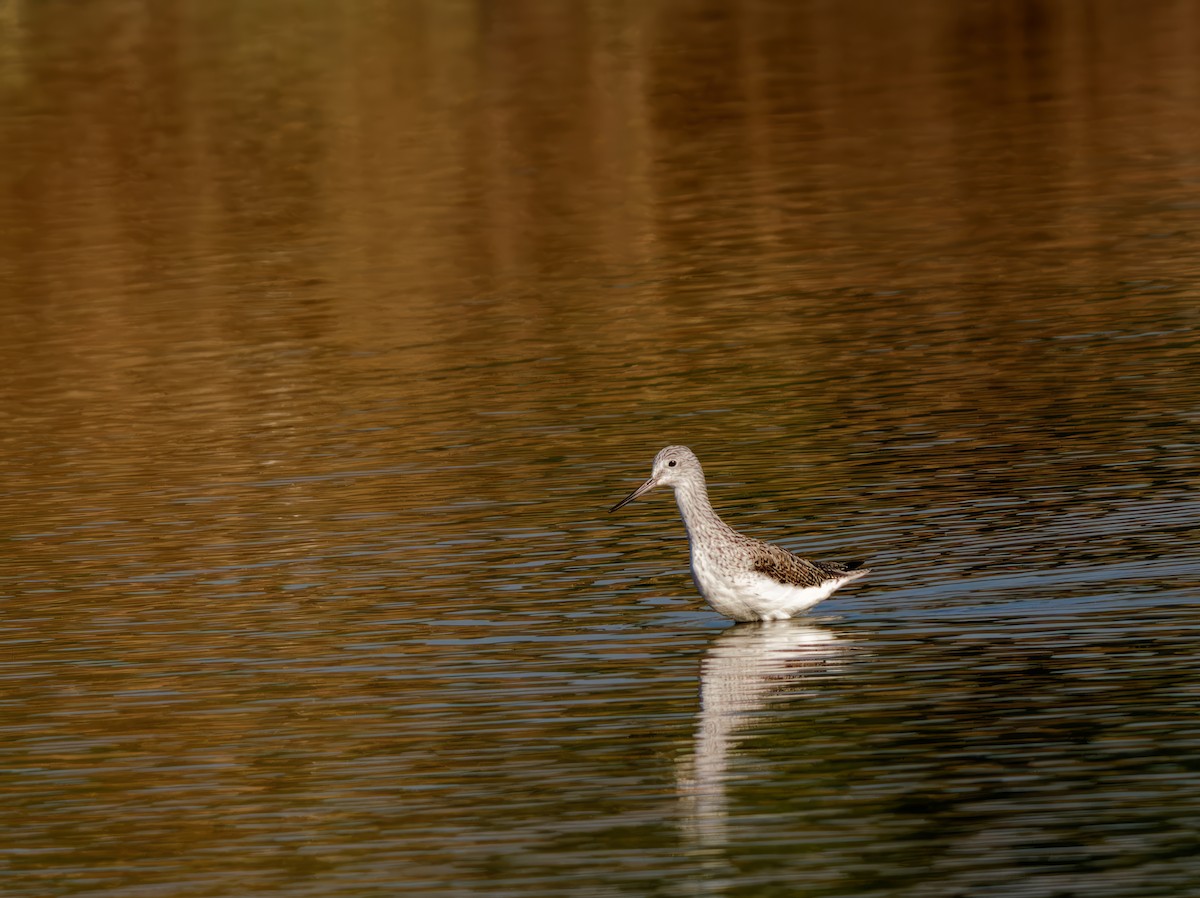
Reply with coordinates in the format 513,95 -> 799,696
609,477 -> 657,513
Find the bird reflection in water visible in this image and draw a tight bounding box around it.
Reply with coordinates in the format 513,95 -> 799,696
677,622 -> 847,868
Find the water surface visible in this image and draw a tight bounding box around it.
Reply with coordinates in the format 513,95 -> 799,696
2,2 -> 1200,896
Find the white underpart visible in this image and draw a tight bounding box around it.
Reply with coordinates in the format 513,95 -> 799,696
691,549 -> 850,622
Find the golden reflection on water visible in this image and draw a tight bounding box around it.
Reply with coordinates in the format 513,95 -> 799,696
2,1 -> 1197,310
1,0 -> 1196,522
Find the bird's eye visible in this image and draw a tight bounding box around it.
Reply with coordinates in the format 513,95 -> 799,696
668,460 -> 677,467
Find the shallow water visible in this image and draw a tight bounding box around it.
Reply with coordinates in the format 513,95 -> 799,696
2,2 -> 1200,896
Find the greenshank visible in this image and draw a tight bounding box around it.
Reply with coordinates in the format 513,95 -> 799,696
610,445 -> 869,622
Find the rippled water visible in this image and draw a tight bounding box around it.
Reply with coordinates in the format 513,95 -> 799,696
3,1 -> 1200,896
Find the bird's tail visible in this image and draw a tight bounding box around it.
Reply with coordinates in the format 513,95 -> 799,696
838,562 -> 870,583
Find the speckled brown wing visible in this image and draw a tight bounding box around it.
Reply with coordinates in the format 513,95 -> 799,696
749,542 -> 851,589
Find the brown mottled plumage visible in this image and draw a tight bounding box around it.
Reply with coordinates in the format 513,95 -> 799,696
750,544 -> 866,589
610,446 -> 870,622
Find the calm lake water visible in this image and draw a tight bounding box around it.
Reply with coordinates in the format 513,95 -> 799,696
3,2 -> 1200,896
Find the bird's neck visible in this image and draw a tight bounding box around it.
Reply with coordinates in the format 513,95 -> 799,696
673,479 -> 730,541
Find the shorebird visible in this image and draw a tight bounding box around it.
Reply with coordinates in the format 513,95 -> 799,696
610,446 -> 869,622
